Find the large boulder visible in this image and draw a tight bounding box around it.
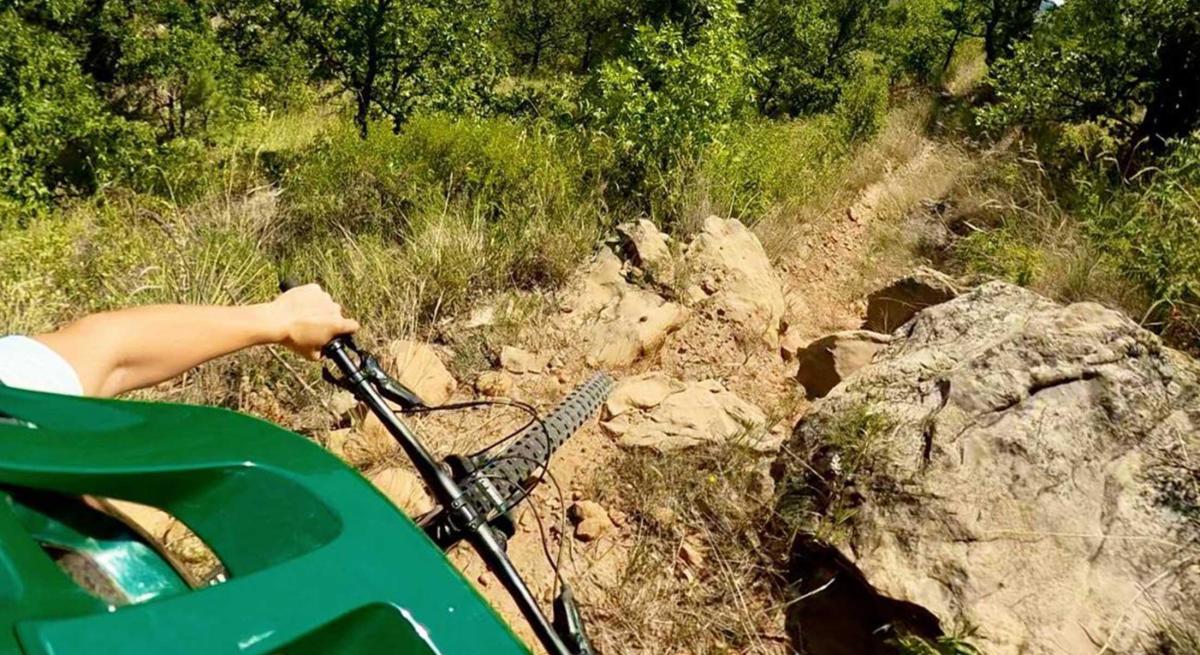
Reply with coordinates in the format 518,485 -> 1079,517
777,282 -> 1200,654
617,219 -> 676,284
602,375 -> 775,452
684,216 -> 785,346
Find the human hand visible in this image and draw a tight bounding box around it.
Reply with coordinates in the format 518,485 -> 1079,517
266,284 -> 360,359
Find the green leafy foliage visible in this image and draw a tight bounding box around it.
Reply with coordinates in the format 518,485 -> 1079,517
835,54 -> 890,142
983,0 -> 1200,148
1081,137 -> 1200,334
584,0 -> 753,193
278,0 -> 501,135
872,0 -> 959,83
747,0 -> 887,116
0,12 -> 148,209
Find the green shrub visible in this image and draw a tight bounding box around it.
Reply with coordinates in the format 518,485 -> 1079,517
981,0 -> 1200,148
748,0 -> 887,117
835,55 -> 890,143
663,114 -> 849,224
583,0 -> 753,197
1079,136 -> 1200,339
873,0 -> 958,84
0,12 -> 151,209
280,114 -> 603,321
283,114 -> 592,236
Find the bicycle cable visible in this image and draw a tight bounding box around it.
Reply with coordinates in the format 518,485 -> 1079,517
391,397 -> 569,597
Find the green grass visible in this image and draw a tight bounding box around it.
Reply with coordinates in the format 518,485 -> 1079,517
936,136 -> 1200,351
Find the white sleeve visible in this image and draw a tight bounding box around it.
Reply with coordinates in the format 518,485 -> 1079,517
0,335 -> 84,396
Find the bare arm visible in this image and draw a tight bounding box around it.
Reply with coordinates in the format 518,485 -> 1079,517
34,284 -> 359,397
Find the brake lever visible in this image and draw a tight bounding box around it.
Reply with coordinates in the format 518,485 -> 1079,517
317,338 -> 425,410
553,585 -> 595,655
360,354 -> 426,410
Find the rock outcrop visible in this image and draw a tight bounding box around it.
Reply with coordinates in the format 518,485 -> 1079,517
794,330 -> 892,399
563,249 -> 690,368
778,282 -> 1200,654
602,373 -> 775,452
617,219 -> 675,284
684,216 -> 785,346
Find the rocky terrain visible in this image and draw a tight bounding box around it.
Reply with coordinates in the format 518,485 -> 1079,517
115,137 -> 1199,654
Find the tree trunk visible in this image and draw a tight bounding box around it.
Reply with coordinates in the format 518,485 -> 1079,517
579,31 -> 594,73
355,0 -> 390,139
941,26 -> 964,75
1134,18 -> 1200,150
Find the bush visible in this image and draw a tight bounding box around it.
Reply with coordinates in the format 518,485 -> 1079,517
583,0 -> 753,196
0,12 -> 151,209
1080,136 -> 1200,340
873,0 -> 958,84
662,114 -> 849,224
280,114 -> 603,321
834,55 -> 891,143
748,0 -> 887,117
284,115 -> 591,234
941,136 -> 1200,350
981,0 -> 1200,149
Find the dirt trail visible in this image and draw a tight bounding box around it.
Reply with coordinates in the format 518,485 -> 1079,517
415,135 -> 960,651
136,131 -> 958,652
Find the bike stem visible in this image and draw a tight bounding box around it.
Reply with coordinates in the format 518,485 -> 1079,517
322,337 -> 573,655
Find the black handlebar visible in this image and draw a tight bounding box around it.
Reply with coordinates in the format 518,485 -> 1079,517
277,277 -> 587,655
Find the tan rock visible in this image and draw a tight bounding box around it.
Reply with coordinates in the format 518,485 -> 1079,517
500,346 -> 548,374
863,266 -> 960,333
779,323 -> 807,361
569,500 -> 613,542
328,390 -> 358,418
794,330 -> 892,399
684,216 -> 785,346
617,219 -> 675,283
383,340 -> 457,406
607,378 -> 774,452
325,426 -> 395,468
563,249 -> 626,318
779,282 -> 1200,654
585,291 -> 689,369
560,249 -> 690,369
367,466 -> 434,516
604,372 -> 687,417
475,370 -> 515,397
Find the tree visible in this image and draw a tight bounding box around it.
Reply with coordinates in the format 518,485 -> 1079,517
0,10 -> 148,207
984,0 -> 1200,153
498,0 -> 573,74
585,0 -> 752,186
746,0 -> 887,116
278,0 -> 500,137
978,0 -> 1041,64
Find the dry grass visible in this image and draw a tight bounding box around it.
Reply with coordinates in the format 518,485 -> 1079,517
940,40 -> 988,98
753,98 -> 940,265
932,149 -> 1153,318
586,440 -> 792,655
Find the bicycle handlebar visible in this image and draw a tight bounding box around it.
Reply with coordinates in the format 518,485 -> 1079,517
276,278 -> 593,655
